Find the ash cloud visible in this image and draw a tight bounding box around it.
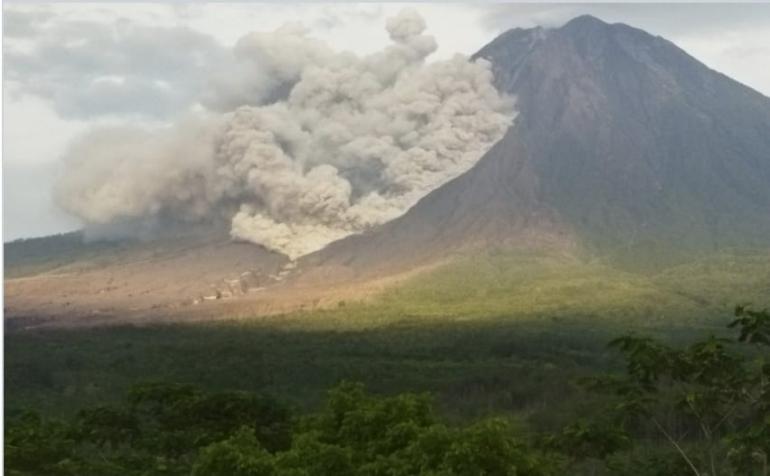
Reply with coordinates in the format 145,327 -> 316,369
56,9 -> 515,259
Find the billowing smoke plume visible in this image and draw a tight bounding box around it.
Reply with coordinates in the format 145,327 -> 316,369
56,9 -> 515,259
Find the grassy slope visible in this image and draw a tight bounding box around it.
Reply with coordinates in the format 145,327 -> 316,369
6,250 -> 770,428
379,249 -> 770,323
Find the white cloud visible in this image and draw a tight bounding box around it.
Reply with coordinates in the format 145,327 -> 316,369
4,16 -> 228,119
676,25 -> 770,96
2,93 -> 87,240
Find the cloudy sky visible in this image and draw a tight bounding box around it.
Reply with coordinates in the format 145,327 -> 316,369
4,2 -> 770,242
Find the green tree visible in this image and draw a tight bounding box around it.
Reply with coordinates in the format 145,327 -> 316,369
4,411 -> 74,476
192,427 -> 276,476
587,307 -> 770,475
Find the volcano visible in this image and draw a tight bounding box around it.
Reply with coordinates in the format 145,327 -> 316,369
303,15 -> 770,275
6,15 -> 770,325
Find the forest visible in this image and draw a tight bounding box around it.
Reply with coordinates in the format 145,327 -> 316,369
6,307 -> 769,475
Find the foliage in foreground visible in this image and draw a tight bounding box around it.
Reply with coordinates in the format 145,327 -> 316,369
5,308 -> 770,475
6,381 -> 559,476
558,306 -> 770,475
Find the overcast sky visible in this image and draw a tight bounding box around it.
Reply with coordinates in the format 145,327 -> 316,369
4,2 -> 770,242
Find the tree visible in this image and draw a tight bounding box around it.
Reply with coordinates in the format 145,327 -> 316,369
586,307 -> 770,475
192,427 -> 276,476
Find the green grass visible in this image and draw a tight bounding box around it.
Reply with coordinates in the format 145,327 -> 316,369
377,249 -> 770,323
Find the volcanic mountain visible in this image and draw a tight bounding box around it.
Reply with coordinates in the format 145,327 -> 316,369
303,15 -> 770,275
6,15 -> 770,326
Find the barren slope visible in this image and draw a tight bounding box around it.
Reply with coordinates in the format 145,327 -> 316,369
4,231 -> 290,327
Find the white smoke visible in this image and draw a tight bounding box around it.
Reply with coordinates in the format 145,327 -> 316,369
56,9 -> 515,259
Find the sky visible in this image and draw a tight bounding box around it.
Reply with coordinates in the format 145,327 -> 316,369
3,2 -> 770,242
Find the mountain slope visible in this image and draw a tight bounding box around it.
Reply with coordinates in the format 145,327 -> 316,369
4,231 -> 289,326
304,15 -> 770,276
475,15 -> 770,254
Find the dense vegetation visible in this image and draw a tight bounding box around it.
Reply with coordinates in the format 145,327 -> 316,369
6,308 -> 769,475
6,313 -> 623,419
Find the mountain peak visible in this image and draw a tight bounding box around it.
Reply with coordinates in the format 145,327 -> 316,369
476,15 -> 625,58
560,14 -> 610,30
556,14 -> 659,52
